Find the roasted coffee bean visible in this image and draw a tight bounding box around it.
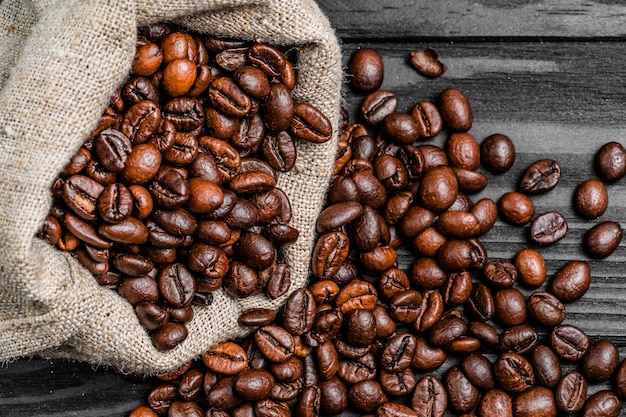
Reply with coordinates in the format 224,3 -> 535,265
596,141 -> 626,182
389,289 -> 422,324
444,365 -> 479,413
478,388 -> 512,417
113,253 -> 153,276
348,47 -> 384,92
467,283 -> 495,321
208,76 -> 252,118
269,356 -> 303,382
348,380 -> 388,413
494,352 -> 534,393
498,191 -> 535,225
64,212 -> 112,249
412,100 -> 443,138
513,248 -> 546,287
202,342 -> 248,376
467,321 -> 499,345
233,369 -> 274,401
283,288 -> 316,336
62,174 -> 104,221
153,207 -> 197,236
483,260 -> 518,289
223,261 -> 261,298
158,263 -> 196,308
94,128 -> 132,173
152,322 -> 188,351
337,353 -> 377,384
428,315 -> 467,348
98,217 -> 148,245
344,308 -> 377,347
513,386 -> 557,417
437,239 -> 473,272
550,260 -> 591,303
290,102 -> 332,144
361,90 -> 398,125
295,386 -> 321,417
398,206 -> 435,238
556,371 -> 587,413
418,166 -> 458,211
582,390 -> 622,417
207,376 -> 241,410
445,132 -> 480,170
39,215 -> 62,245
262,131 -> 297,172
378,402 -> 419,417
121,100 -> 161,144
575,179 -> 609,218
439,87 -> 472,132
519,159 -> 561,194
584,221 -> 623,259
582,339 -> 619,382
316,201 -> 363,233
311,231 -> 350,279
410,47 -> 446,78
149,165 -> 189,209
381,112 -> 420,145
480,133 -> 515,173
437,211 -> 480,239
442,271 -> 472,307
265,263 -> 291,299
452,167 -> 488,194
319,377 -> 348,415
411,375 -> 447,417
148,384 -> 178,414
412,227 -> 446,257
498,324 -> 538,354
255,325 -> 294,363
471,198 -> 498,234
527,291 -> 566,326
381,333 -> 416,372
531,345 -> 562,388
379,367 -> 416,396
494,288 -> 527,327
551,324 -> 590,361
461,353 -> 495,391
530,211 -> 568,245
98,183 -> 134,224
616,359 -> 626,400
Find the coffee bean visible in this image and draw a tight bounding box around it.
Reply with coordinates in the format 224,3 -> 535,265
411,375 -> 447,417
62,174 -> 104,221
478,388 -> 512,417
361,90 -> 398,125
527,291 -> 566,326
98,183 -> 134,224
530,211 -> 568,245
549,260 -> 591,303
439,87 -> 473,132
158,263 -> 196,308
483,260 -> 518,289
582,390 -> 622,417
494,352 -> 534,393
513,248 -> 547,287
461,353 -> 495,391
550,324 -> 590,362
418,166 -> 458,211
584,221 -> 623,259
513,386 -> 557,417
410,47 -> 446,78
290,102 -> 333,144
152,322 -> 188,351
581,339 -> 619,382
596,141 -> 626,182
494,288 -> 527,327
556,371 -> 587,413
574,179 -> 609,218
411,100 -> 443,138
348,380 -> 388,413
348,47 -> 384,92
531,345 -> 562,388
444,365 -> 479,413
480,133 -> 515,173
498,191 -> 535,226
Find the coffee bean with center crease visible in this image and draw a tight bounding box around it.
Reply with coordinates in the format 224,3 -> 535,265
556,371 -> 587,413
381,333 -> 416,372
311,231 -> 351,279
527,291 -> 566,326
262,131 -> 297,172
361,90 -> 398,125
149,165 -> 190,209
530,211 -> 568,245
498,324 -> 538,355
62,174 -> 104,221
412,100 -> 443,138
283,289 -> 316,336
411,375 -> 447,417
519,158 -> 561,194
202,342 -> 248,375
97,183 -> 134,224
494,352 -> 534,393
550,324 -> 590,362
94,128 -> 132,173
158,262 -> 196,308
255,325 -> 295,363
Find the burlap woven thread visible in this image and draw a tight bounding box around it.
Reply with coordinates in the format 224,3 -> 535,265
0,0 -> 342,375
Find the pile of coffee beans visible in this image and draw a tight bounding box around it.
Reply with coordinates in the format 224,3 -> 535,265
121,44 -> 626,417
38,23 -> 332,351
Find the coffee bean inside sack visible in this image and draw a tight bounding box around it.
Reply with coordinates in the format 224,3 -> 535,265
39,23 -> 332,352
120,42 -> 625,416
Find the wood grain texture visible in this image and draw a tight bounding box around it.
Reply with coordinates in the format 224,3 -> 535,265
3,1 -> 626,416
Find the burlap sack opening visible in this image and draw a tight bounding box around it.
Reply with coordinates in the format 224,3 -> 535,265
0,0 -> 342,375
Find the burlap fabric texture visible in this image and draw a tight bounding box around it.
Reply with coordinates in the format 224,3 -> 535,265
0,0 -> 342,375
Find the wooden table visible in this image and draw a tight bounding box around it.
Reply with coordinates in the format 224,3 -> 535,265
2,1 -> 626,415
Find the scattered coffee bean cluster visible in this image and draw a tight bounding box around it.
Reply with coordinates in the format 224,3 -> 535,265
126,44 -> 626,417
38,23 -> 332,351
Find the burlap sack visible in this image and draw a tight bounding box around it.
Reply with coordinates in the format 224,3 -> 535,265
0,0 -> 342,374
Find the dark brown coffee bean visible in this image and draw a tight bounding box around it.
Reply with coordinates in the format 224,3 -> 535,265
596,141 -> 626,182
381,112 -> 420,145
151,322 -> 188,351
158,263 -> 196,308
316,201 -> 363,233
398,206 -> 435,238
444,365 -> 479,414
208,76 -> 251,118
283,288 -> 315,336
262,82 -> 294,133
262,131 -> 296,172
148,384 -> 178,414
445,132 -> 480,170
582,339 -> 619,382
202,342 -> 248,376
494,352 -> 534,393
467,283 -> 495,321
584,220 -> 623,259
343,308 -> 376,347
616,359 -> 626,400
480,133 -> 516,173
437,239 -> 473,272
530,211 -> 568,245
527,291 -> 566,326
232,369 -> 274,401
335,280 -> 378,314
414,290 -> 444,332
96,183 -> 133,224
62,174 -> 105,221
483,260 -> 518,289
452,167 -> 489,194
519,159 -> 561,194
319,377 -> 348,415
471,198 -> 499,235
121,100 -> 161,144
498,325 -> 538,354
361,90 -> 398,125
98,216 -> 148,245
295,386 -> 321,417
381,333 -> 416,372
550,324 -> 590,362
494,288 -> 527,327
513,386 -> 557,417
94,128 -> 132,173
348,380 -> 388,413
410,337 -> 446,372
513,248 -> 546,287
556,371 -> 587,413
410,47 -> 446,78
233,65 -> 270,99
582,390 -> 622,417
378,402 -> 419,417
442,271 -> 472,307
550,260 -> 591,303
461,353 -> 495,391
223,261 -> 261,298
389,289 -> 422,324
531,345 -> 562,388
380,367 -> 416,397
255,325 -> 294,363
498,191 -> 535,225
437,211 -> 480,239
410,100 -> 442,139
419,166 -> 458,211
478,388 -> 512,417
311,231 -> 350,279
149,165 -> 189,209
137,301 -> 169,330
153,207 -> 197,237
428,315 -> 467,348
113,253 -> 153,276
337,352 -> 376,384
439,87 -> 473,132
411,375 -> 447,417
348,47 -> 384,92
574,179 -> 609,218
467,321 -> 499,345
290,102 -> 332,144
265,263 -> 291,299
